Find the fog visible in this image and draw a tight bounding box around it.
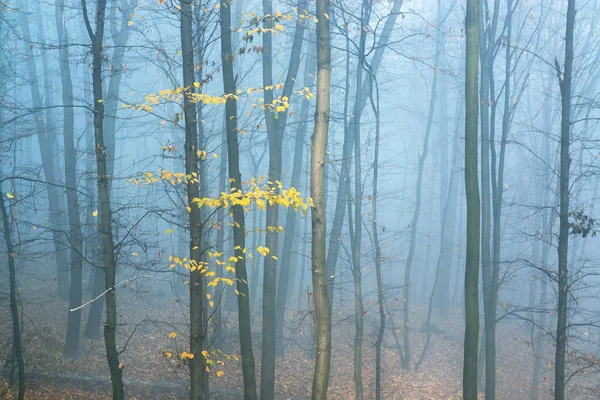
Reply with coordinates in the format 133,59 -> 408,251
1,0 -> 599,399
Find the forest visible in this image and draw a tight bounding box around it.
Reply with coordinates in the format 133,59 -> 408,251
0,0 -> 599,399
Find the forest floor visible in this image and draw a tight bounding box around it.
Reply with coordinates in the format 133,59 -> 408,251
1,274 -> 598,399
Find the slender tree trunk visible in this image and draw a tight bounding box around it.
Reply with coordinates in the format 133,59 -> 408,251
82,0 -> 124,397
311,0 -> 332,397
17,0 -> 70,299
401,18 -> 440,368
275,13 -> 313,357
213,127 -> 227,348
325,0 -> 403,306
104,0 -> 136,183
260,1 -> 305,391
349,4 -> 372,392
219,2 -> 258,398
351,155 -> 364,400
180,2 -> 208,398
463,0 -> 480,397
85,0 -> 137,336
369,77 -> 385,400
416,107 -> 461,372
297,171 -> 311,313
531,229 -> 551,399
478,0 -> 500,395
555,2 -> 575,398
1,185 -> 25,400
57,0 -> 85,359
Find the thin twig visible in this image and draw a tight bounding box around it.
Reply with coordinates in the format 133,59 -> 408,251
70,275 -> 166,312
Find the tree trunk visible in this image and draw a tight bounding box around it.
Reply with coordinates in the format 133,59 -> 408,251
555,1 -> 575,398
310,0 -> 332,397
81,0 -> 124,397
57,0 -> 84,359
104,0 -> 137,184
260,0 -> 305,391
325,0 -> 404,307
1,184 -> 25,400
17,0 -> 70,299
478,0 -> 500,395
369,76 -> 385,400
415,103 -> 461,372
213,126 -> 227,348
85,0 -> 136,336
219,2 -> 258,398
401,14 -> 440,368
463,0 -> 480,397
275,11 -> 313,357
180,1 -> 208,398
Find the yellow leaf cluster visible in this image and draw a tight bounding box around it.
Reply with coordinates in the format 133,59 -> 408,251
180,351 -> 194,360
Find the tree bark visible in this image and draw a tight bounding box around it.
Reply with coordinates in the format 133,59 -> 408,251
555,1 -> 575,398
260,0 -> 306,391
219,1 -> 258,398
85,0 -> 137,337
369,76 -> 384,400
81,0 -> 124,397
463,0 -> 480,397
310,1 -> 332,397
478,0 -> 500,395
57,0 -> 85,359
180,1 -> 208,398
1,184 -> 25,400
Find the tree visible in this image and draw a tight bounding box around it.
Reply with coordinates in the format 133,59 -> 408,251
81,0 -> 124,397
555,1 -> 576,398
16,0 -> 70,299
274,0 -> 311,358
310,0 -> 332,398
57,0 -> 85,360
325,0 -> 403,308
369,75 -> 384,400
1,187 -> 25,400
219,0 -> 258,398
463,0 -> 481,398
85,0 -> 138,340
180,1 -> 208,398
260,0 -> 306,392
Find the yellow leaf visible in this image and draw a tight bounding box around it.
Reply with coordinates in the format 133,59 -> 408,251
164,351 -> 172,359
217,371 -> 224,377
275,24 -> 284,31
165,228 -> 174,234
257,246 -> 270,256
92,210 -> 99,217
128,21 -> 133,26
168,331 -> 177,338
5,192 -> 15,199
193,82 -> 200,88
209,301 -> 214,307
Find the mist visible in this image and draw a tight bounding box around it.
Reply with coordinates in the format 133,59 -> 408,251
1,0 -> 600,399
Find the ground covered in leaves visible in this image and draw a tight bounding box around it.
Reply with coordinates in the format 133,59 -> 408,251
1,273 -> 598,399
